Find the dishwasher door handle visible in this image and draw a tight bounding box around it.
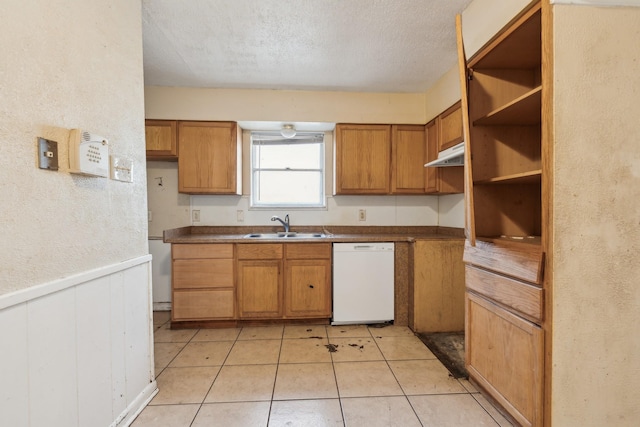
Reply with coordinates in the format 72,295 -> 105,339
353,245 -> 376,250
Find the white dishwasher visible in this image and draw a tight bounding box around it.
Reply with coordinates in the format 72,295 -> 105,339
332,242 -> 395,325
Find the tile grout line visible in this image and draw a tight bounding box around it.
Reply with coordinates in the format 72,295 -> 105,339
265,326 -> 285,427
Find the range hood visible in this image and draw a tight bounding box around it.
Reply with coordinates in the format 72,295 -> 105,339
424,142 -> 465,167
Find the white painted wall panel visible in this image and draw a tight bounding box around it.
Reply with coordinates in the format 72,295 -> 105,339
28,288 -> 79,427
76,277 -> 113,427
123,264 -> 154,405
109,271 -> 128,420
0,304 -> 29,426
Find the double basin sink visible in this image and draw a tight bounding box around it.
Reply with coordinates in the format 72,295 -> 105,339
243,232 -> 326,239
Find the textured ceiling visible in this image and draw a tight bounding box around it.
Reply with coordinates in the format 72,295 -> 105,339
142,0 -> 473,93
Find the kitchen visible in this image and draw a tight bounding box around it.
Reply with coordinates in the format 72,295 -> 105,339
2,0 -> 640,426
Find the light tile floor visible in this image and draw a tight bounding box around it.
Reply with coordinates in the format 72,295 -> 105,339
132,311 -> 514,427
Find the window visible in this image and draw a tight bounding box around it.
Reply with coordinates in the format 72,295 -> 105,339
251,131 -> 325,208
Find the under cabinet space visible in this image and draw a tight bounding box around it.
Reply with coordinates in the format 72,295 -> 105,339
473,183 -> 541,238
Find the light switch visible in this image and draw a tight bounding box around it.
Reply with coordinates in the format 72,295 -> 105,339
110,155 -> 133,182
37,137 -> 58,171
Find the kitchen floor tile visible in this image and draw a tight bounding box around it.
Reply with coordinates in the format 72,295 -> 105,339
204,364 -> 277,403
368,325 -> 415,338
135,315 -> 514,426
269,399 -> 344,426
374,336 -> 437,360
458,377 -> 479,393
334,361 -> 403,398
273,363 -> 338,400
389,359 -> 466,395
283,324 -> 328,339
328,337 -> 384,362
151,366 -> 220,405
152,311 -> 171,326
130,403 -> 199,427
153,324 -> 198,343
191,327 -> 241,342
279,337 -> 331,363
473,393 -> 515,426
169,341 -> 233,367
326,324 -> 372,338
154,342 -> 186,369
225,339 -> 282,365
409,394 -> 501,427
341,396 -> 422,427
237,325 -> 284,340
191,401 -> 271,427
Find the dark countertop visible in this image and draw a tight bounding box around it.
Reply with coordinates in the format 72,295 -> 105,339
163,225 -> 464,244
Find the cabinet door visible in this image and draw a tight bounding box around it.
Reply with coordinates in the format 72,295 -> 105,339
466,292 -> 543,427
438,102 -> 463,151
237,260 -> 282,318
178,121 -> 241,194
335,124 -> 391,194
285,259 -> 331,318
391,125 -> 426,194
412,239 -> 465,333
425,119 -> 464,195
145,120 -> 177,160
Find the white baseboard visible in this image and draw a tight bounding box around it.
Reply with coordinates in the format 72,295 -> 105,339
114,380 -> 158,427
153,302 -> 171,311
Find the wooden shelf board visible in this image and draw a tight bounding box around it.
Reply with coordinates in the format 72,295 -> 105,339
475,170 -> 541,185
479,235 -> 541,246
474,86 -> 542,126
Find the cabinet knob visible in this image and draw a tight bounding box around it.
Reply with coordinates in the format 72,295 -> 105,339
308,284 -> 314,289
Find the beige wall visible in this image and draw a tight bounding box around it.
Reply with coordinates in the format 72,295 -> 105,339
145,86 -> 426,124
0,0 -> 148,294
552,4 -> 640,425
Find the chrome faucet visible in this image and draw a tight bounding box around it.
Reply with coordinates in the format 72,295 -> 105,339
271,214 -> 290,233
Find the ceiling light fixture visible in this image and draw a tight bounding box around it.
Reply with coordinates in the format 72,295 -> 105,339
280,124 -> 296,138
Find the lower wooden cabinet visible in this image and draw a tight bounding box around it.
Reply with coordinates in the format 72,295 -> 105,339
411,239 -> 465,333
466,291 -> 544,427
237,243 -> 332,320
236,260 -> 282,318
171,243 -> 235,321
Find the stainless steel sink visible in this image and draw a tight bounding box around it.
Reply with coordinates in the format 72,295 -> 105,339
243,232 -> 326,239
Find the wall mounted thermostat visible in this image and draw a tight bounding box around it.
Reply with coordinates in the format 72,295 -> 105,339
68,129 -> 109,177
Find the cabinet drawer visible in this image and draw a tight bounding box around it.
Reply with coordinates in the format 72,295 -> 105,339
285,243 -> 331,259
172,244 -> 233,259
172,290 -> 235,320
237,243 -> 283,260
463,239 -> 543,285
173,259 -> 234,289
466,265 -> 543,323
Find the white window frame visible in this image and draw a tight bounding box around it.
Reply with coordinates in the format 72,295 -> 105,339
250,131 -> 326,209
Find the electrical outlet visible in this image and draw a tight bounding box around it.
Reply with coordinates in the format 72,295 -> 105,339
358,209 -> 366,221
237,210 -> 245,222
192,210 -> 201,222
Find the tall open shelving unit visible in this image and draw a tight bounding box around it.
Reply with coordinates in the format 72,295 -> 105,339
458,2 -> 548,426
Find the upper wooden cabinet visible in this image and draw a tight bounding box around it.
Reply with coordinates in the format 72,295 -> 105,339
145,120 -> 178,160
460,5 -> 542,243
438,102 -> 464,152
391,125 -> 427,194
334,124 -> 391,194
177,121 -> 242,194
425,108 -> 464,195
